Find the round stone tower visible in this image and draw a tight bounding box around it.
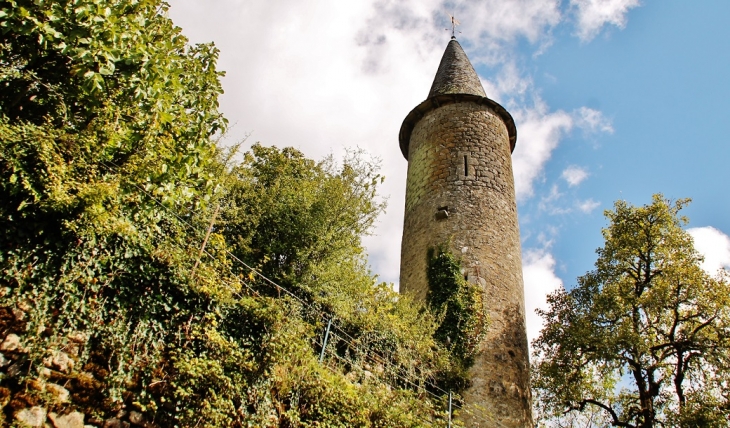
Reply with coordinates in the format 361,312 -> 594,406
398,38 -> 532,427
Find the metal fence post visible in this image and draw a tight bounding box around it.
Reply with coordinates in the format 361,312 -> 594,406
319,317 -> 333,363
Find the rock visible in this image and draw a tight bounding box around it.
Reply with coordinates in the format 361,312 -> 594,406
0,352 -> 9,367
1,333 -> 20,351
15,406 -> 47,427
49,412 -> 85,428
44,351 -> 74,373
39,367 -> 52,379
128,411 -> 144,425
46,383 -> 70,403
103,418 -> 130,428
12,307 -> 26,321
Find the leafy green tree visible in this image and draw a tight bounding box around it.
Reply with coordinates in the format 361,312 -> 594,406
1,0 -> 226,252
217,143 -> 455,399
533,195 -> 730,427
1,0 -> 229,424
0,1 -> 459,425
219,143 -> 384,296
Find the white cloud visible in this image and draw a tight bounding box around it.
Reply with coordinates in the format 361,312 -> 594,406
166,0 -> 625,285
480,62 -> 532,104
537,185 -> 600,215
166,0 -> 570,284
574,106 -> 614,134
453,0 -> 562,64
512,99 -> 574,201
576,198 -> 601,213
522,247 -> 563,351
513,107 -> 610,203
543,184 -> 563,203
687,226 -> 730,275
562,165 -> 589,187
169,0 -> 448,284
570,0 -> 641,42
538,185 -> 571,215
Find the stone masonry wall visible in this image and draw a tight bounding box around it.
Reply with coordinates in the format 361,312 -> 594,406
399,101 -> 532,427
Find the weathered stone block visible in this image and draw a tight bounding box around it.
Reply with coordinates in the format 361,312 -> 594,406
49,411 -> 85,428
1,333 -> 20,352
15,406 -> 47,427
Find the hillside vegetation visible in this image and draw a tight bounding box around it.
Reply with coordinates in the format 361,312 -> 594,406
0,1 -> 472,426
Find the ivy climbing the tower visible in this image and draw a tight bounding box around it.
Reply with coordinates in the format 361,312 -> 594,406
426,246 -> 488,391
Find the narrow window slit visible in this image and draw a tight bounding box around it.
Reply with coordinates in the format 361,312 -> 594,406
463,155 -> 469,177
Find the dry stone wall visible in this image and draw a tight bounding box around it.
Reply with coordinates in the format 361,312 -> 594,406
399,100 -> 533,427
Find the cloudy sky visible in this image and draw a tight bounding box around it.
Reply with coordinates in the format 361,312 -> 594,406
168,0 -> 730,344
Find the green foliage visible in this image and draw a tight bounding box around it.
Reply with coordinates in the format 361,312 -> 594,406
217,143 -> 453,408
533,195 -> 730,428
220,143 -> 385,293
0,1 -> 459,426
426,245 -> 487,392
1,0 -> 226,135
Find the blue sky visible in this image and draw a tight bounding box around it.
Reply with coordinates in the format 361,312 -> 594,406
169,0 -> 730,343
516,0 -> 730,284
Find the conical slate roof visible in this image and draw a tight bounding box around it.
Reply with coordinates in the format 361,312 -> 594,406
399,38 -> 516,159
427,38 -> 486,98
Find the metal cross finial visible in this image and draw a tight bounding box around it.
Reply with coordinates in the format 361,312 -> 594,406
446,13 -> 461,39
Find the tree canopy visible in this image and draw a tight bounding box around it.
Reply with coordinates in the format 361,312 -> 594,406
0,1 -> 463,426
533,195 -> 730,427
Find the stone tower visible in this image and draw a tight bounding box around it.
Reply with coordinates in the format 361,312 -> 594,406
398,38 -> 532,427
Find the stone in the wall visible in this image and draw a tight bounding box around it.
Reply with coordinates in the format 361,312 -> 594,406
46,383 -> 71,403
15,406 -> 47,427
12,307 -> 26,321
39,367 -> 52,379
49,411 -> 85,428
1,333 -> 20,351
44,351 -> 74,373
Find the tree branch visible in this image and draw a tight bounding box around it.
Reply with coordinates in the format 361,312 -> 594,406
575,399 -> 636,428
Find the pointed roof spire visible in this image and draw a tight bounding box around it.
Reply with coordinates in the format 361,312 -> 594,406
427,38 -> 486,98
398,39 -> 516,159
